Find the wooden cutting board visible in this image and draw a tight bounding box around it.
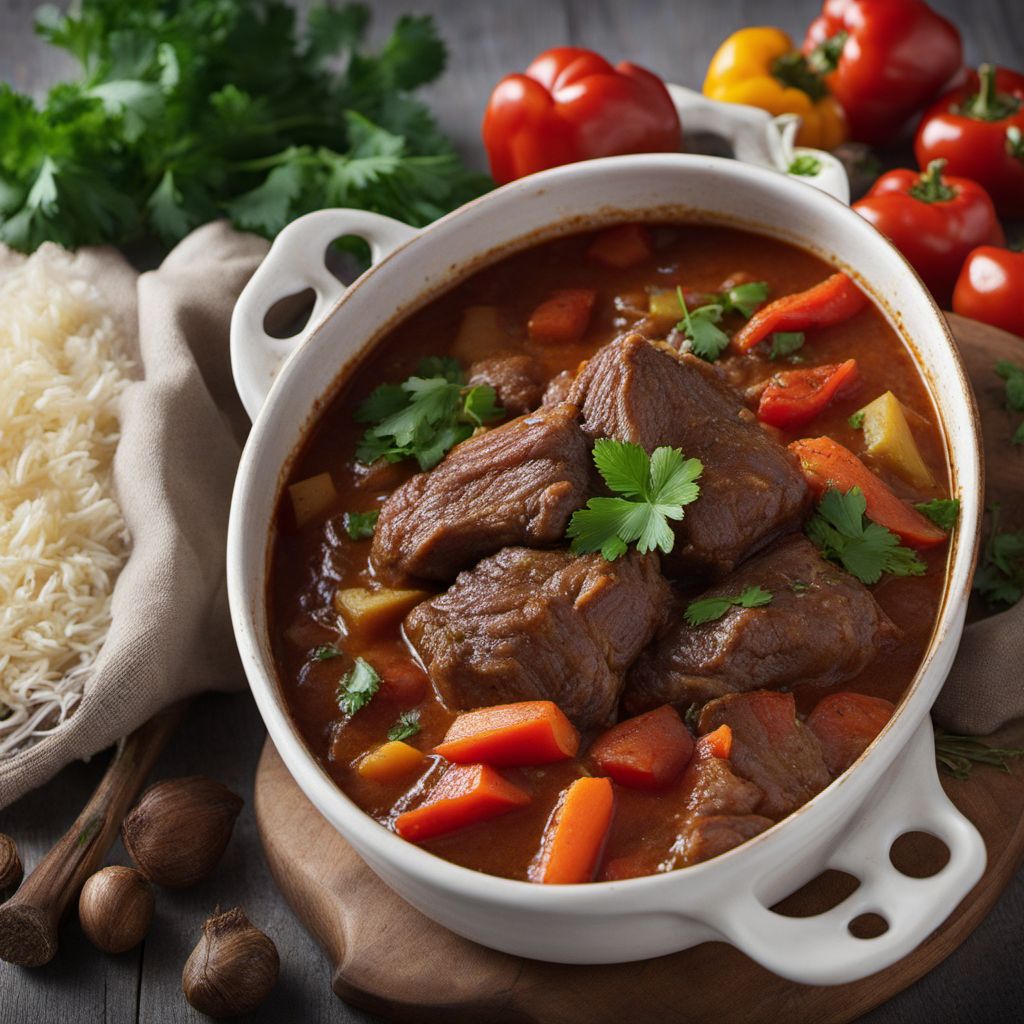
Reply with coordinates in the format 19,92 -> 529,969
254,313 -> 1024,1023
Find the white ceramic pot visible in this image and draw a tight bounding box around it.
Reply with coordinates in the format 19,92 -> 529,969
228,152 -> 985,984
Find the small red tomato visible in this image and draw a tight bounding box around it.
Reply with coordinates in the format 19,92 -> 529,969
952,246 -> 1024,339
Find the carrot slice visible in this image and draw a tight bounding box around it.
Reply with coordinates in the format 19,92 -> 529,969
590,705 -> 694,790
696,724 -> 733,760
757,359 -> 860,429
527,289 -> 596,345
733,273 -> 867,353
394,764 -> 530,842
530,776 -> 615,884
585,224 -> 653,269
788,436 -> 948,549
434,701 -> 580,767
807,692 -> 895,776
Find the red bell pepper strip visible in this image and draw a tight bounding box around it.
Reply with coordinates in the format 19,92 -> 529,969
527,289 -> 596,345
757,359 -> 860,429
434,701 -> 580,767
732,273 -> 866,353
915,64 -> 1024,219
394,764 -> 531,842
530,776 -> 615,884
589,705 -> 694,791
953,246 -> 1024,339
696,724 -> 733,760
853,160 -> 1005,308
585,224 -> 654,269
801,0 -> 962,145
788,436 -> 948,548
482,47 -> 682,185
807,692 -> 895,775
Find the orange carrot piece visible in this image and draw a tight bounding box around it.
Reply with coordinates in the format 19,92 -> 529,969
434,700 -> 579,767
807,692 -> 896,776
357,740 -> 425,783
757,359 -> 860,429
394,764 -> 530,842
530,776 -> 615,884
361,646 -> 429,706
697,724 -> 733,760
590,705 -> 694,790
788,436 -> 948,549
527,289 -> 596,345
585,224 -> 654,269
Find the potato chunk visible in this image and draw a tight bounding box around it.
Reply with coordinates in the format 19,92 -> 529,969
334,586 -> 432,635
288,472 -> 336,527
858,391 -> 935,489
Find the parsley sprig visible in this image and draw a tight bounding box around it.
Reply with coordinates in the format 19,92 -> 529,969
995,360 -> 1024,445
387,709 -> 422,742
684,586 -> 773,627
674,286 -> 730,362
915,498 -> 960,532
806,487 -> 926,585
567,439 -> 703,560
336,657 -> 381,717
343,509 -> 380,540
973,505 -> 1024,610
717,281 -> 770,319
356,357 -> 502,470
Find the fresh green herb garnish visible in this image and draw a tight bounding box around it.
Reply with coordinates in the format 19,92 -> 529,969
675,286 -> 730,362
387,709 -> 422,742
915,498 -> 960,532
769,331 -> 805,360
935,728 -> 1024,780
356,357 -> 502,470
995,360 -> 1024,445
806,487 -> 927,585
973,505 -> 1024,610
788,154 -> 823,177
684,703 -> 701,731
848,410 -> 866,429
336,656 -> 381,717
343,509 -> 380,540
313,644 -> 343,661
790,580 -> 811,593
566,439 -> 703,561
718,281 -> 770,319
684,585 -> 773,627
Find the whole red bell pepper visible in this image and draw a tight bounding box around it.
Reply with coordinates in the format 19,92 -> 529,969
953,247 -> 1024,339
915,64 -> 1024,218
801,0 -> 962,145
482,47 -> 681,185
853,160 -> 1005,308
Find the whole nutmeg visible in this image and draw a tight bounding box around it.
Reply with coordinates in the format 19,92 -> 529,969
121,776 -> 243,888
0,833 -> 23,902
79,865 -> 154,953
182,907 -> 279,1017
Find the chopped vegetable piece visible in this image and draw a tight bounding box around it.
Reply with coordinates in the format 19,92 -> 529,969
312,645 -> 342,661
856,391 -> 935,489
789,436 -> 948,549
334,587 -> 432,636
757,359 -> 859,429
807,692 -> 895,775
589,705 -> 694,790
451,306 -> 505,364
394,764 -> 531,841
357,740 -> 425,782
674,286 -> 729,362
586,224 -> 653,269
848,410 -> 865,429
733,273 -> 867,353
649,289 -> 689,320
527,289 -> 597,346
721,281 -> 770,318
697,724 -> 732,760
530,777 -> 615,884
363,647 -> 430,706
434,701 -> 579,766
337,657 -> 381,717
388,709 -> 422,742
343,509 -> 379,540
973,505 -> 1024,610
684,585 -> 773,627
769,331 -> 805,360
915,498 -> 960,532
934,728 -> 1024,780
566,439 -> 703,560
288,472 -> 337,527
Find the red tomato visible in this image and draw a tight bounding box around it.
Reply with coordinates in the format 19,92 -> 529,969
952,247 -> 1024,339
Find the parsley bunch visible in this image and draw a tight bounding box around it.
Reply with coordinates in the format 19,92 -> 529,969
0,0 -> 490,252
336,656 -> 381,717
356,357 -> 503,470
673,282 -> 768,362
684,586 -> 773,627
567,439 -> 703,560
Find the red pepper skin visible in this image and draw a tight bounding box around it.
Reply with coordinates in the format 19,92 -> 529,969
802,0 -> 962,145
915,66 -> 1024,218
482,47 -> 681,185
952,247 -> 1024,339
853,164 -> 1004,308
757,359 -> 860,429
733,273 -> 866,353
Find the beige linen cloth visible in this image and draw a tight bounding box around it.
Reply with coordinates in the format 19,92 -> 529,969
0,222 -> 268,809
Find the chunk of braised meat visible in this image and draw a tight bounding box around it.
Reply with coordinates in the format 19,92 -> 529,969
370,402 -> 590,582
541,369 -> 575,407
467,354 -> 546,415
807,692 -> 896,775
567,333 -> 809,577
624,535 -> 896,712
404,546 -> 669,729
673,814 -> 775,865
698,691 -> 831,819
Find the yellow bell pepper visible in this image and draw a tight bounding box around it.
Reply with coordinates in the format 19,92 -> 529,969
703,27 -> 847,150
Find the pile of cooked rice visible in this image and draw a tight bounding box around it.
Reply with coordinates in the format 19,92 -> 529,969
0,247 -> 132,757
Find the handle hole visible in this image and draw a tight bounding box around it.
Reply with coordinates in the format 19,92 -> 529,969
326,235 -> 371,287
770,869 -> 860,918
848,913 -> 889,940
889,831 -> 951,879
264,288 -> 316,339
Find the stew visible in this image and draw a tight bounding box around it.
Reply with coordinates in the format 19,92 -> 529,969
269,223 -> 952,883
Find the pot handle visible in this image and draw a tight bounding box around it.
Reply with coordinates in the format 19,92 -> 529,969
702,717 -> 986,985
230,209 -> 418,421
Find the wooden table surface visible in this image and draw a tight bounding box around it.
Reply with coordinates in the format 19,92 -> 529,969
2,1 -> 1023,1021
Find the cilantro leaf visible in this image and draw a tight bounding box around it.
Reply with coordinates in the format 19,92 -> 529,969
996,360 -> 1024,411
973,505 -> 1024,610
337,656 -> 381,717
806,487 -> 927,584
769,332 -> 805,360
567,441 -> 703,560
720,281 -> 769,319
914,498 -> 959,532
387,709 -> 422,742
343,509 -> 379,540
313,644 -> 342,661
675,287 -> 730,362
684,585 -> 773,626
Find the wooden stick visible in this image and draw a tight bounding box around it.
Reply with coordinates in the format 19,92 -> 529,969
0,702 -> 186,967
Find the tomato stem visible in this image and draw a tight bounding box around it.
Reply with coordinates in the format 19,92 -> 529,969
807,31 -> 847,75
909,159 -> 956,203
963,63 -> 1021,121
771,52 -> 828,103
